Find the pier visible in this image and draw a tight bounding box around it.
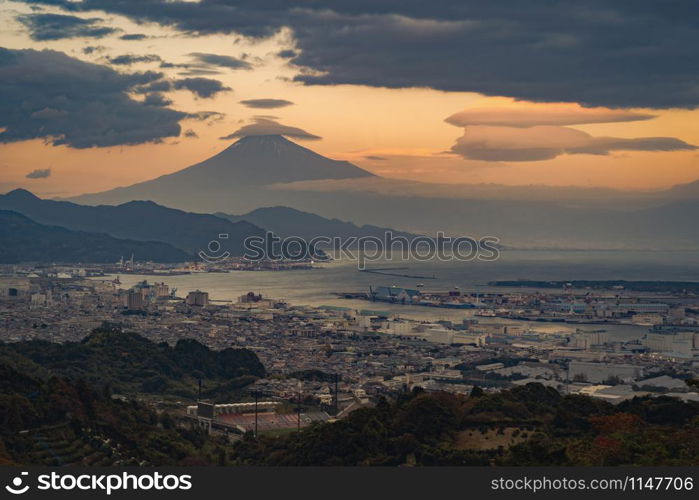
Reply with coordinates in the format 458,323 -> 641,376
359,267 -> 436,280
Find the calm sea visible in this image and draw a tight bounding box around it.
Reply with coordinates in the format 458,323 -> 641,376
96,250 -> 699,341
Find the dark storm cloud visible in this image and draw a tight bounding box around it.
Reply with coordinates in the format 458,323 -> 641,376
239,99 -> 294,109
183,129 -> 198,138
17,0 -> 699,108
132,77 -> 230,99
107,54 -> 162,65
188,52 -> 252,70
277,49 -> 297,59
143,92 -> 172,107
188,111 -> 226,124
120,33 -> 148,41
0,47 -> 186,148
173,77 -> 231,98
177,68 -> 222,76
133,79 -> 173,94
17,13 -> 118,40
26,168 -> 51,179
220,117 -> 321,140
82,45 -> 106,55
158,62 -> 186,69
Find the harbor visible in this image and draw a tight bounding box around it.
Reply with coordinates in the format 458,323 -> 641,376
359,267 -> 436,280
334,282 -> 699,330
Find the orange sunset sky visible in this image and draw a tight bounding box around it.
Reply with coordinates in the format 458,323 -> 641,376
1,1 -> 698,198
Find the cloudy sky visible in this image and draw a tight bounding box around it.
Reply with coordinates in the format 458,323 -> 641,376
1,0 -> 698,196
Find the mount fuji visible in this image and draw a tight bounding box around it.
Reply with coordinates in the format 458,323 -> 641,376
69,135 -> 375,212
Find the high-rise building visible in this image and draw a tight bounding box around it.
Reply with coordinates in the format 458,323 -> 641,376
153,282 -> 169,297
186,290 -> 209,307
124,290 -> 145,310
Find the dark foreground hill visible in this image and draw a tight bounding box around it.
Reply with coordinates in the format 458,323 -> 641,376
232,384 -> 699,466
0,359 -> 210,465
0,329 -> 265,465
0,210 -> 191,263
4,328 -> 265,399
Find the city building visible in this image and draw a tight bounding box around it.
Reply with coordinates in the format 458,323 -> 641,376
186,290 -> 209,307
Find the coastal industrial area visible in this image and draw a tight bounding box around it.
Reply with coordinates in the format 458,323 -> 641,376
2,262 -> 698,436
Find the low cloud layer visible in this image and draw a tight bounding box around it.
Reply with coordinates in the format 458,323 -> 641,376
445,106 -> 654,128
0,47 -> 186,148
220,117 -> 321,141
266,176 -> 655,205
239,99 -> 294,109
447,105 -> 696,161
17,13 -> 117,41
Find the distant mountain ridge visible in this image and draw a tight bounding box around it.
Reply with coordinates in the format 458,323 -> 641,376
55,135 -> 699,250
0,189 -> 265,255
665,179 -> 699,199
217,206 -> 424,241
0,210 -> 190,263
